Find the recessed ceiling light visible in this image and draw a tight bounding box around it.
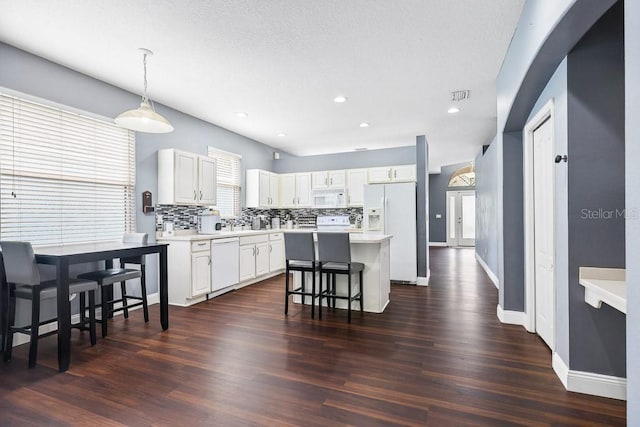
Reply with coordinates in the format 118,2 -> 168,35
448,107 -> 461,114
359,122 -> 370,128
277,132 -> 287,137
235,112 -> 248,118
333,96 -> 348,103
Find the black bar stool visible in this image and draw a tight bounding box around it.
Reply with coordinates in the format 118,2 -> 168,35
78,233 -> 149,337
1,241 -> 98,368
283,232 -> 319,318
317,232 -> 364,323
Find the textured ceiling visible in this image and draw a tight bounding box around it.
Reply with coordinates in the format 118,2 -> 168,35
0,0 -> 524,171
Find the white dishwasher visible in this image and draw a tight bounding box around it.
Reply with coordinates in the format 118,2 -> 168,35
211,237 -> 240,292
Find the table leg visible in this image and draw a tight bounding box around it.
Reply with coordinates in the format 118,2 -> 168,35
56,258 -> 71,372
159,246 -> 169,330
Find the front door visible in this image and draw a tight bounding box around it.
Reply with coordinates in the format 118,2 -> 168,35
446,190 -> 476,247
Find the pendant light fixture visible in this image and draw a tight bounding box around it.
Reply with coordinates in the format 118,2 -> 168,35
115,48 -> 174,133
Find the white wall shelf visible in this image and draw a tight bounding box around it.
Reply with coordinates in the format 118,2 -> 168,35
578,267 -> 626,314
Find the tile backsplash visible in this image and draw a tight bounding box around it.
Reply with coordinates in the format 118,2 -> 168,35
155,205 -> 363,231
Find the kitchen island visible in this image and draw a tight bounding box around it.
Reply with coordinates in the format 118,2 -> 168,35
292,233 -> 392,313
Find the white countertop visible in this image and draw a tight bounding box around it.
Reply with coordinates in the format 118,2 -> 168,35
157,229 -> 392,243
578,267 -> 626,314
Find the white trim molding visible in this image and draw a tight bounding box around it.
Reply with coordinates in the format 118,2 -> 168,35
552,352 -> 626,400
475,253 -> 499,289
428,242 -> 448,247
417,270 -> 430,286
496,304 -> 526,327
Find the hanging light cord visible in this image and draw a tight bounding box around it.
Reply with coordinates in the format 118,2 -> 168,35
142,52 -> 149,104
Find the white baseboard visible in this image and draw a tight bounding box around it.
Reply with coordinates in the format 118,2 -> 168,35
475,253 -> 499,289
552,352 -> 626,400
496,304 -> 526,327
429,242 -> 447,247
416,269 -> 430,286
11,292 -> 160,348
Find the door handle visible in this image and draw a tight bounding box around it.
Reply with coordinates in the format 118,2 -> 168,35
208,257 -> 211,266
200,190 -> 203,200
193,190 -> 197,200
394,169 -> 397,179
269,244 -> 272,252
256,247 -> 259,255
253,247 -> 256,256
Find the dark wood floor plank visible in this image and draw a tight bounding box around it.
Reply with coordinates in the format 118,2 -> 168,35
0,247 -> 626,426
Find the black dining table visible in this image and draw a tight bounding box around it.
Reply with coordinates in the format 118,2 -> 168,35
33,240 -> 169,372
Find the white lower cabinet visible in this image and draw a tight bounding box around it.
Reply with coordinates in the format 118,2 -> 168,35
239,234 -> 271,282
269,233 -> 284,272
162,232 -> 286,306
239,244 -> 257,282
191,251 -> 211,297
163,239 -> 212,306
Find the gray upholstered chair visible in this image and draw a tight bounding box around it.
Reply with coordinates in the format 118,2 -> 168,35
0,241 -> 98,368
283,233 -> 318,318
317,232 -> 364,323
77,233 -> 149,337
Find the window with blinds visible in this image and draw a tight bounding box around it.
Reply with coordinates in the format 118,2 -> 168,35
0,92 -> 136,246
207,147 -> 241,217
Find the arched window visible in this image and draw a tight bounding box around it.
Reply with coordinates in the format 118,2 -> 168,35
448,165 -> 475,187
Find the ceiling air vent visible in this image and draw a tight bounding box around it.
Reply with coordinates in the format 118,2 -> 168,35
451,90 -> 470,102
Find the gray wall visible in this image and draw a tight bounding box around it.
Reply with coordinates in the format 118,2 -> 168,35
0,42 -> 280,300
273,146 -> 415,173
416,136 -> 429,279
525,58 -> 570,365
474,138 -> 499,279
501,131 -> 525,311
625,0 -> 640,421
428,162 -> 475,244
567,3 -> 626,376
495,0 -> 615,316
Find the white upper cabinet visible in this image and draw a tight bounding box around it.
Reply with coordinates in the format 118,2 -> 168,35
158,149 -> 217,205
295,173 -> 312,207
246,169 -> 279,208
280,173 -> 311,208
368,165 -> 416,183
198,156 -> 217,205
392,164 -> 417,182
280,174 -> 296,208
312,170 -> 346,190
346,169 -> 367,207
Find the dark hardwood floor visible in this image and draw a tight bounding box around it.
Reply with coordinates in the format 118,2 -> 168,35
0,247 -> 626,426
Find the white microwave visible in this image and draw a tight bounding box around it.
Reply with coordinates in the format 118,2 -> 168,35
313,190 -> 345,208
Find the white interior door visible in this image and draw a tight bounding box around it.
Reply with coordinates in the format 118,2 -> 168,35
446,191 -> 475,247
533,117 -> 555,349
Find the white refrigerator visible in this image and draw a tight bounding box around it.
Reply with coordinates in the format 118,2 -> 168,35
363,182 -> 417,283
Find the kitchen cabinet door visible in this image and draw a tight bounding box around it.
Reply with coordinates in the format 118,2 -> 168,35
255,242 -> 270,276
311,171 -> 328,189
347,169 -> 367,206
392,164 -> 416,182
280,174 -> 296,208
328,170 -> 346,189
190,252 -> 211,297
258,171 -> 271,207
198,156 -> 217,205
368,167 -> 393,184
269,239 -> 284,272
239,245 -> 256,282
174,151 -> 199,204
269,173 -> 279,207
295,173 -> 312,207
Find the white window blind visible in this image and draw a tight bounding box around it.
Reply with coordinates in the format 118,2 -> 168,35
0,93 -> 136,245
207,146 -> 241,217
